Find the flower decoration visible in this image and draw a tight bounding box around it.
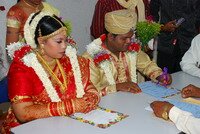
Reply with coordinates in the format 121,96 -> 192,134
7,42 -> 61,102
87,34 -> 115,85
127,42 -> 140,52
7,42 -> 31,60
8,41 -> 85,101
87,34 -> 111,64
136,20 -> 161,49
93,51 -> 111,66
66,36 -> 77,50
65,44 -> 85,98
24,12 -> 53,49
14,45 -> 32,61
100,34 -> 106,41
125,42 -> 138,83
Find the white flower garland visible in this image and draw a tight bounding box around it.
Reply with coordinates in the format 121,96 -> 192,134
22,52 -> 61,102
65,45 -> 85,98
99,61 -> 116,85
125,52 -> 137,83
8,42 -> 85,101
87,38 -> 115,85
87,37 -> 138,85
8,12 -> 85,101
24,12 -> 53,48
7,42 -> 27,60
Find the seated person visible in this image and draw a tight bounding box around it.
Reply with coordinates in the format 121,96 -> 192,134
151,84 -> 200,134
6,0 -> 60,45
1,11 -> 100,134
180,34 -> 200,78
83,9 -> 171,96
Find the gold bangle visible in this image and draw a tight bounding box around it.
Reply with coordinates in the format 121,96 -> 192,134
161,105 -> 169,120
47,103 -> 53,116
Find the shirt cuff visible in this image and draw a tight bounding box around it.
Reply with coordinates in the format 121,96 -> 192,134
169,106 -> 192,123
169,106 -> 181,123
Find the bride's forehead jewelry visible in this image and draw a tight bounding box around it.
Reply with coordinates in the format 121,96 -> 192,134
39,16 -> 67,39
40,27 -> 67,40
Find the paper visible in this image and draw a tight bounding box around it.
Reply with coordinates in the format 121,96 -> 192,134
164,99 -> 200,118
145,106 -> 153,112
182,97 -> 200,105
74,109 -> 119,124
70,107 -> 128,128
139,81 -> 180,98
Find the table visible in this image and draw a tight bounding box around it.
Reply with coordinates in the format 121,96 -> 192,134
11,71 -> 200,134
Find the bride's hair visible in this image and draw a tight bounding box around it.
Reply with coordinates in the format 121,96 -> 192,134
32,13 -> 65,45
24,11 -> 66,48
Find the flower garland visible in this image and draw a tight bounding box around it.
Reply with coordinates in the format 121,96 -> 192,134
7,42 -> 30,60
126,42 -> 140,83
87,34 -> 115,85
8,41 -> 85,101
65,36 -> 85,98
87,34 -> 140,85
8,12 -> 85,101
65,44 -> 85,98
23,52 -> 61,102
24,12 -> 53,48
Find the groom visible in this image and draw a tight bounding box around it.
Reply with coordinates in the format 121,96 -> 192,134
83,9 -> 172,96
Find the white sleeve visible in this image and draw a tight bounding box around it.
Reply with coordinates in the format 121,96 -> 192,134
180,34 -> 200,78
169,106 -> 200,134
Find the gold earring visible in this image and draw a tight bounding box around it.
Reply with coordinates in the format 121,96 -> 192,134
39,28 -> 42,37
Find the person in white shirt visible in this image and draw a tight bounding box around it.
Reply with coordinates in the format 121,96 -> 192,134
150,84 -> 200,134
180,34 -> 200,78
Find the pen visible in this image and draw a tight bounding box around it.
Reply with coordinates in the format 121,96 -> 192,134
157,67 -> 168,86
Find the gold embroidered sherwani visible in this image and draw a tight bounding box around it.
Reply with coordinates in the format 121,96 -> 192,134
83,49 -> 162,96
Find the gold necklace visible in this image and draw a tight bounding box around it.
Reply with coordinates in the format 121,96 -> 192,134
46,59 -> 56,67
36,52 -> 67,94
22,0 -> 41,12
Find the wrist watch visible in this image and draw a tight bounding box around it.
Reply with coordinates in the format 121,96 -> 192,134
161,105 -> 169,120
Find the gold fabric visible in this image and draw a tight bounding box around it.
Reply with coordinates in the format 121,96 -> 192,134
116,0 -> 145,22
136,0 -> 145,21
183,97 -> 200,105
83,49 -> 162,96
105,9 -> 137,34
116,0 -> 139,9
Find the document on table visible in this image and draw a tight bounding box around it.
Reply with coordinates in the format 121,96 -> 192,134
166,99 -> 200,118
145,99 -> 200,118
182,97 -> 200,105
139,81 -> 180,98
70,107 -> 128,128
